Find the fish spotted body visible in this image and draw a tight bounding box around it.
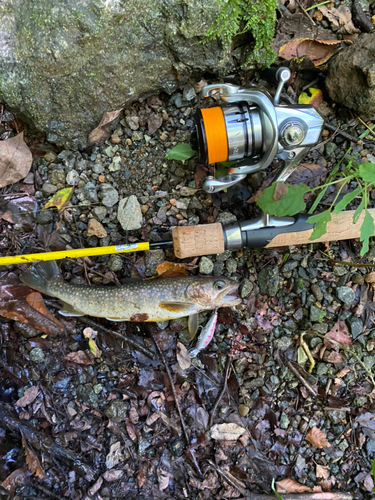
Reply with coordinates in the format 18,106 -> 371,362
20,261 -> 241,322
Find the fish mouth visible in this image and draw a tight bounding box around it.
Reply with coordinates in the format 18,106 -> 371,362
218,283 -> 242,306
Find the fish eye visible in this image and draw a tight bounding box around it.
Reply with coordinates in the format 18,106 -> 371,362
213,279 -> 226,291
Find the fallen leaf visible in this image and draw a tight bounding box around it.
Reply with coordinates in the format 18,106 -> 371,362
88,477 -> 104,496
157,468 -> 172,491
125,419 -> 140,441
1,468 -> 29,492
87,109 -> 123,148
365,271 -> 375,284
194,79 -> 207,93
44,187 -> 73,211
25,292 -> 64,327
194,163 -> 209,189
305,426 -> 331,448
336,367 -> 351,378
324,321 -> 352,350
176,341 -> 191,371
287,163 -> 327,189
325,351 -> 344,364
316,464 -> 330,480
63,350 -> 95,365
298,88 -> 323,108
273,181 -> 288,201
16,386 -> 39,407
210,423 -> 246,441
318,4 -> 360,35
0,132 -> 33,187
363,473 -> 374,492
137,467 -> 147,489
102,469 -> 124,482
147,113 -> 163,135
279,38 -> 342,66
276,478 -> 313,493
105,442 -> 123,469
152,259 -> 198,279
21,432 -> 45,479
88,339 -> 102,358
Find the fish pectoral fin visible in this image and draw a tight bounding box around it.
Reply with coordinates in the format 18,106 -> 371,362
159,302 -> 195,313
58,302 -> 84,317
188,313 -> 199,340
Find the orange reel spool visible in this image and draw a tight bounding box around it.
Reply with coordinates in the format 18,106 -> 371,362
200,107 -> 229,164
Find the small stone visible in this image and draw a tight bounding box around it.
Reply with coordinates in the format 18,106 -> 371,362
311,323 -> 328,334
24,172 -> 34,184
42,183 -> 58,195
100,184 -> 119,207
92,206 -> 107,221
145,249 -> 165,277
216,212 -> 237,224
352,273 -> 364,285
349,317 -> 363,339
310,305 -> 326,323
213,261 -> 224,276
14,322 -> 39,338
246,377 -> 264,389
117,195 -> 143,230
238,404 -> 250,417
311,283 -> 323,302
325,142 -> 338,156
49,167 -> 66,185
282,261 -> 298,272
199,256 -> 214,275
316,363 -> 329,377
183,84 -> 196,101
132,131 -> 143,141
109,157 -> 121,172
189,197 -> 203,210
104,400 -> 128,422
126,115 -> 139,130
258,266 -> 279,297
336,286 -> 355,306
175,199 -> 189,210
84,181 -> 99,202
239,279 -> 253,298
226,258 -> 237,274
333,266 -> 347,277
87,219 -> 107,238
29,348 -> 45,363
108,254 -> 123,272
280,412 -> 289,430
216,250 -> 231,262
66,170 -> 80,185
36,210 -> 54,225
43,151 -> 57,162
111,134 -> 121,144
274,337 -> 292,349
363,356 -> 375,371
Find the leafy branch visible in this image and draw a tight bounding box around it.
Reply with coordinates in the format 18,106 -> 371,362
257,160 -> 375,256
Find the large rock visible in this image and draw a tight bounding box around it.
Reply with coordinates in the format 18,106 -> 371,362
0,0 -> 238,149
326,34 -> 375,115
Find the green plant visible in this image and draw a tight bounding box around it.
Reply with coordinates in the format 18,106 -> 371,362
257,157 -> 375,256
204,0 -> 278,68
165,144 -> 196,160
372,458 -> 375,492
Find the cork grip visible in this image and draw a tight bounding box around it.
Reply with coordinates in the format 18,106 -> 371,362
266,208 -> 375,248
172,223 -> 225,259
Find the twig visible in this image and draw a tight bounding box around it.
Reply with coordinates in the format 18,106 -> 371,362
324,123 -> 361,144
277,0 -> 292,17
352,0 -> 374,32
300,332 -> 315,373
296,0 -> 316,25
209,355 -> 231,427
0,403 -> 96,481
319,250 -> 375,268
286,361 -> 318,396
207,459 -> 247,496
357,116 -> 375,138
150,328 -> 190,444
78,317 -> 155,360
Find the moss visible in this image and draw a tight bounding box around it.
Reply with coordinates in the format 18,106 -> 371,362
204,0 -> 277,68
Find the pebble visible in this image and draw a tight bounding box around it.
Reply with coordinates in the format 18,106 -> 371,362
216,212 -> 237,224
145,249 -> 165,277
36,210 -> 54,225
108,254 -> 123,272
311,283 -> 323,302
349,317 -> 363,338
216,250 -> 231,262
280,412 -> 290,430
24,172 -> 34,184
274,337 -> 292,349
87,218 -> 107,238
238,404 -> 250,417
258,266 -> 279,297
352,273 -> 364,285
336,286 -> 355,306
199,256 -> 214,275
117,195 -> 143,230
239,279 -> 253,298
29,348 -> 45,363
49,167 -> 66,185
92,206 -> 107,221
14,322 -> 39,338
282,261 -> 298,272
42,183 -> 58,195
100,183 -> 119,207
226,258 -> 237,274
66,170 -> 80,185
104,400 -> 128,422
310,305 -> 326,322
84,181 -> 99,202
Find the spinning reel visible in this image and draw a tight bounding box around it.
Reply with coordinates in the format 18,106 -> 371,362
190,67 -> 325,194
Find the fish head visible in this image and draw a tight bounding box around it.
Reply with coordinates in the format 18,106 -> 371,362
185,277 -> 241,309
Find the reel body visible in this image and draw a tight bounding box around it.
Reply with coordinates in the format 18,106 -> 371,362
190,68 -> 325,193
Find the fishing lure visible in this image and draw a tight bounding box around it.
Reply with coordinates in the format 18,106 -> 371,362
189,310 -> 218,358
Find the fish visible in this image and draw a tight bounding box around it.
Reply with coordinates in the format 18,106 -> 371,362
20,261 -> 241,322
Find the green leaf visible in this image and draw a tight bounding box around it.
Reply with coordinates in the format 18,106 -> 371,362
215,165 -> 228,179
219,161 -> 236,167
358,163 -> 375,184
353,198 -> 365,224
332,188 -> 361,214
307,210 -> 331,241
360,210 -> 375,256
165,143 -> 196,161
271,479 -> 283,500
257,182 -> 309,216
372,458 -> 375,492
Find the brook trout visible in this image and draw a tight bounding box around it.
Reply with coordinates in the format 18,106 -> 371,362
20,261 -> 241,322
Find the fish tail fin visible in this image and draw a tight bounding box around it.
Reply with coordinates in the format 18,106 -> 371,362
20,260 -> 61,295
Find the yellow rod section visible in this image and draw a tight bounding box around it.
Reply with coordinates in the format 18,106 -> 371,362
0,242 -> 151,266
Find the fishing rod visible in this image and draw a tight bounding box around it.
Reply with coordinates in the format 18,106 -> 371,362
0,67 -> 368,266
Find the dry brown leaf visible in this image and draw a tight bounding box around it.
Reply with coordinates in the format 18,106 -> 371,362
88,476 -> 103,496
318,4 -> 360,35
87,109 -> 122,148
276,478 -> 312,493
288,163 -> 328,189
16,386 -> 39,407
25,292 -> 64,327
365,271 -> 375,284
316,464 -> 330,480
102,469 -> 124,482
63,350 -> 95,365
325,351 -> 344,364
105,442 -> 123,469
21,433 -> 45,479
305,426 -> 331,448
176,341 -> 191,371
363,473 -> 374,492
210,423 -> 246,441
279,38 -> 342,66
137,467 -> 147,489
324,321 -> 352,350
157,468 -> 172,491
0,132 -> 33,187
336,366 -> 351,378
273,181 -> 288,201
125,419 -> 139,441
1,468 -> 29,492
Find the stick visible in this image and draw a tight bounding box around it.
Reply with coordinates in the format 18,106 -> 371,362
78,317 -> 155,360
149,328 -> 190,444
209,355 -> 231,427
0,404 -> 96,481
